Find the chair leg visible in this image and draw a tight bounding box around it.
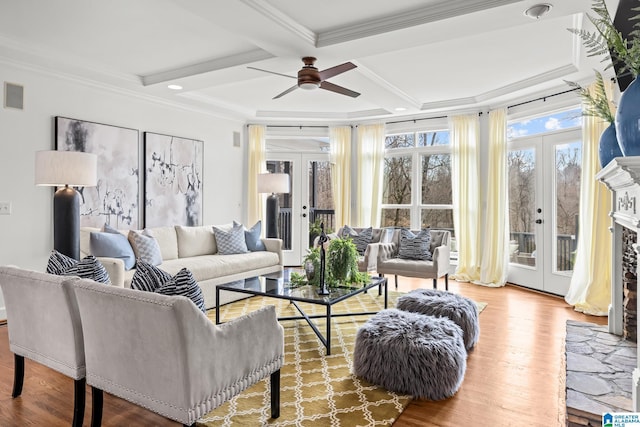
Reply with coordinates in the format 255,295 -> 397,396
433,278 -> 437,289
270,369 -> 281,419
394,275 -> 398,289
72,378 -> 86,427
11,354 -> 24,398
445,273 -> 449,291
91,387 -> 103,427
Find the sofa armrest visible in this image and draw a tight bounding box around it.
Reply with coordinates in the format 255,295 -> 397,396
432,244 -> 451,277
375,242 -> 398,263
95,257 -> 125,287
262,238 -> 283,266
361,243 -> 380,272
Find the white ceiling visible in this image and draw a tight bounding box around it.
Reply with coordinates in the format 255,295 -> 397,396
0,0 -> 618,123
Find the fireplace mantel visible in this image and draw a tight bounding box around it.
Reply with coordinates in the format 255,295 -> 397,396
596,156 -> 640,411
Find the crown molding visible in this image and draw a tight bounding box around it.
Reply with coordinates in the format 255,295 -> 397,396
239,0 -> 316,46
141,49 -> 275,86
353,61 -> 421,108
317,0 -> 523,47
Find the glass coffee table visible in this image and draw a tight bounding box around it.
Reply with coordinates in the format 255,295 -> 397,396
215,270 -> 388,355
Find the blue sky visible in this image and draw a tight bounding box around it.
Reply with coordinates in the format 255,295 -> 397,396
507,108 -> 582,139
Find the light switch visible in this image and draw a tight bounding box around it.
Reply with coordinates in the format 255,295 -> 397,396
0,201 -> 11,215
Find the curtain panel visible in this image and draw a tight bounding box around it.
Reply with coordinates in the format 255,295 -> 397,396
247,125 -> 266,228
330,126 -> 352,228
356,123 -> 385,227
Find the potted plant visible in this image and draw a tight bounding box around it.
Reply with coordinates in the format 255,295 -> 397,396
566,71 -> 621,167
569,0 -> 640,156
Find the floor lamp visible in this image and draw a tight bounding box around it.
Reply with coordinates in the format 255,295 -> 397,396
258,173 -> 290,238
35,150 -> 98,260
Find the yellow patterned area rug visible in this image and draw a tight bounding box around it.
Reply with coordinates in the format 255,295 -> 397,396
198,291 -> 487,427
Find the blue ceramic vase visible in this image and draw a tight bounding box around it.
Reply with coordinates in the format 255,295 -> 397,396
615,77 -> 640,156
599,122 -> 622,168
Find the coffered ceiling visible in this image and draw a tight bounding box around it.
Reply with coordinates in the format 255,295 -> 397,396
0,0 -> 619,122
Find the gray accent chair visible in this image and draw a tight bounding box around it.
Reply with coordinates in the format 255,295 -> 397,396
72,278 -> 285,427
375,229 -> 451,290
318,227 -> 392,273
0,266 -> 86,427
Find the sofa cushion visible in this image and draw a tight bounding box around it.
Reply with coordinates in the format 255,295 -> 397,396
175,225 -> 216,258
130,260 -> 173,292
130,261 -> 205,313
90,228 -> 136,270
398,228 -> 432,261
213,223 -> 249,255
157,252 -> 280,282
128,230 -> 163,266
147,226 -> 179,260
154,268 -> 206,313
47,250 -> 111,284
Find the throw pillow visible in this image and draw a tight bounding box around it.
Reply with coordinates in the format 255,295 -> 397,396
155,267 -> 206,313
90,226 -> 135,270
398,228 -> 432,261
213,223 -> 249,255
130,261 -> 205,313
128,229 -> 163,266
130,260 -> 173,292
47,250 -> 111,284
339,225 -> 372,255
234,220 -> 266,252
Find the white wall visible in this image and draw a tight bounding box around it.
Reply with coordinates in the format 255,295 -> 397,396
0,62 -> 246,320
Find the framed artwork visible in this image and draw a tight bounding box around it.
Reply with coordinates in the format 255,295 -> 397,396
55,116 -> 140,229
143,132 -> 203,227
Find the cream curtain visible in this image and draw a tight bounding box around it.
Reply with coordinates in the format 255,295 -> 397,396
450,114 -> 481,282
356,123 -> 386,227
564,82 -> 613,315
475,108 -> 509,287
330,126 -> 352,228
247,124 -> 266,227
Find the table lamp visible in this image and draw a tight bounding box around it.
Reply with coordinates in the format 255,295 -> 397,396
35,150 -> 98,260
257,173 -> 290,238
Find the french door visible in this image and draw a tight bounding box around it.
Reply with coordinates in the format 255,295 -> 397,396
507,129 -> 581,296
265,153 -> 333,266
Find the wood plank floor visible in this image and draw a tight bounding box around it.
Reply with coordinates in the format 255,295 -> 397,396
0,278 -> 607,426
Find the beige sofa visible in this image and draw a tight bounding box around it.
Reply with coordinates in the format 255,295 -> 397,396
80,225 -> 283,308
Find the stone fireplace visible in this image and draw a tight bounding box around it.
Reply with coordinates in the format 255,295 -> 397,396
596,157 -> 640,411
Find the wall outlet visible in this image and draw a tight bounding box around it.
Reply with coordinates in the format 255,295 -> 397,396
0,201 -> 11,215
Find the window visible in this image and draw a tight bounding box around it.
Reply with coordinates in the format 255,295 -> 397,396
381,130 -> 453,235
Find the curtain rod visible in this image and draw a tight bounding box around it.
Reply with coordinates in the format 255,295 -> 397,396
384,115 -> 448,126
507,88 -> 578,109
249,124 -> 331,129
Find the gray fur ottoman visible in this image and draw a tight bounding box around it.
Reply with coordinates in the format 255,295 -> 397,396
353,308 -> 466,400
397,289 -> 479,351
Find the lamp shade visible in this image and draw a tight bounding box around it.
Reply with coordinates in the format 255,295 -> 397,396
35,150 -> 98,187
257,173 -> 290,194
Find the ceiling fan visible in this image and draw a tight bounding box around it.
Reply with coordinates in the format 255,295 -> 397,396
248,57 -> 360,99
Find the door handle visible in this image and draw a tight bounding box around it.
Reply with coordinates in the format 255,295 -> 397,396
535,219 -> 543,224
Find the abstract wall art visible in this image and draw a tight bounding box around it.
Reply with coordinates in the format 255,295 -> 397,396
143,132 -> 203,227
55,116 -> 140,229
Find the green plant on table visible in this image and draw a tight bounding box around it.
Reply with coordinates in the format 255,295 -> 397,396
326,237 -> 368,286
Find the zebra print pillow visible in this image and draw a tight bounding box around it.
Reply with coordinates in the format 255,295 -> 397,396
398,229 -> 432,261
47,250 -> 111,284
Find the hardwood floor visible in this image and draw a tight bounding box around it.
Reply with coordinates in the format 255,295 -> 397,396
0,278 -> 607,426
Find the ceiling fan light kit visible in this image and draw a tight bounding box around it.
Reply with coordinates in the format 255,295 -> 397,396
249,56 -> 361,99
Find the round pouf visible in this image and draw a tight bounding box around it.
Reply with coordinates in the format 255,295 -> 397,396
353,309 -> 466,400
397,289 -> 479,351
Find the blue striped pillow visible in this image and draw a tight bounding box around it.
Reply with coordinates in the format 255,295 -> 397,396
398,229 -> 432,261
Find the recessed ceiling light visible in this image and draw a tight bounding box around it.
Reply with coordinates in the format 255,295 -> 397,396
167,84 -> 183,90
395,107 -> 407,112
524,3 -> 552,19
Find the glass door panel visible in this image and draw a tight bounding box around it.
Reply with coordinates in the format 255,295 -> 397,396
308,160 -> 334,247
508,148 -> 537,268
554,141 -> 581,274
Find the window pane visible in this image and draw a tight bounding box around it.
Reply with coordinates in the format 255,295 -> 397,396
421,154 -> 452,204
555,141 -> 581,272
418,131 -> 450,147
508,149 -> 536,267
381,208 -> 410,227
421,209 -> 454,237
385,134 -> 414,149
507,108 -> 581,140
308,160 -> 335,240
266,160 -> 293,251
383,156 -> 412,204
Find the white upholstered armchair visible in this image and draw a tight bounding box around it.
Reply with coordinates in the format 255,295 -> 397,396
72,278 -> 284,427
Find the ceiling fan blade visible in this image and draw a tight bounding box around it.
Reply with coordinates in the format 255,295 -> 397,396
273,84 -> 299,99
318,62 -> 357,81
319,81 -> 360,98
247,66 -> 296,79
